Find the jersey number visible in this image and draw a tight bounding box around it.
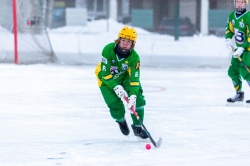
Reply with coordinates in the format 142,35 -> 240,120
235,29 -> 245,44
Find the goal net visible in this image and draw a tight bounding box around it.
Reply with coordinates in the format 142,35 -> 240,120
0,0 -> 55,64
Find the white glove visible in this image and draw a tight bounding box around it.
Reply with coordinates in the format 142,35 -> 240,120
128,95 -> 136,110
113,85 -> 128,98
225,38 -> 234,52
233,47 -> 244,58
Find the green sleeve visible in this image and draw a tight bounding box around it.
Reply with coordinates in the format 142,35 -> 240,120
128,51 -> 140,96
243,14 -> 250,50
100,43 -> 118,89
225,12 -> 234,39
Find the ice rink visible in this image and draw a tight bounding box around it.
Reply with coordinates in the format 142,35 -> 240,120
0,64 -> 250,166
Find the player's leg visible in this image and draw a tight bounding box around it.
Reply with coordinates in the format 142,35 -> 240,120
130,87 -> 149,139
100,85 -> 129,136
227,58 -> 244,103
121,76 -> 149,139
241,51 -> 250,104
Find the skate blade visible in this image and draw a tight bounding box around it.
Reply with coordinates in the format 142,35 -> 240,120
226,101 -> 244,106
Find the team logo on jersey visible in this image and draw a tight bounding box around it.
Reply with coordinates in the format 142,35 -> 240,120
110,66 -> 120,75
101,56 -> 107,64
122,63 -> 128,70
239,20 -> 245,28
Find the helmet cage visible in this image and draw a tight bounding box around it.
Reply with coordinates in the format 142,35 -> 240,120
234,0 -> 248,11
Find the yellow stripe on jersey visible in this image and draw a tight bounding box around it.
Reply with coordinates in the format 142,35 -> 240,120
247,25 -> 250,51
97,78 -> 102,87
130,82 -> 139,86
229,21 -> 234,33
94,62 -> 103,87
103,74 -> 113,80
128,68 -> 131,76
95,63 -> 101,77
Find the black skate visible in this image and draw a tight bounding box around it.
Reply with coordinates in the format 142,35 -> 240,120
227,92 -> 244,106
131,124 -> 149,140
245,100 -> 250,107
116,119 -> 130,136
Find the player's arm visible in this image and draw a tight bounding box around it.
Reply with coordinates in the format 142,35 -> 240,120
225,14 -> 234,39
128,56 -> 140,96
244,15 -> 250,51
127,55 -> 140,109
100,47 -> 117,89
225,13 -> 236,52
247,26 -> 250,51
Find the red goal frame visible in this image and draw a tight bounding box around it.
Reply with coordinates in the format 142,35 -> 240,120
12,0 -> 18,64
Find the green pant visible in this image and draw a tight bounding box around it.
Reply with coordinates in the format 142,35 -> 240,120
99,77 -> 146,126
228,51 -> 250,91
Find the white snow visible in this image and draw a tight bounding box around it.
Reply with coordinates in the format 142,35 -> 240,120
47,19 -> 229,67
0,19 -> 229,66
1,19 -> 250,166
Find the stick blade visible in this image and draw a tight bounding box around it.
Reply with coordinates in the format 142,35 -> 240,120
155,137 -> 162,148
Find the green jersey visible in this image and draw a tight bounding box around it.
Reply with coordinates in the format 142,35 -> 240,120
95,43 -> 140,96
225,10 -> 250,51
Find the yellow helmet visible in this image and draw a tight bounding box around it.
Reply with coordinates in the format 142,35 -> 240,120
118,26 -> 137,42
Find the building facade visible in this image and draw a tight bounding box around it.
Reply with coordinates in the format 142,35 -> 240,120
52,0 -> 239,35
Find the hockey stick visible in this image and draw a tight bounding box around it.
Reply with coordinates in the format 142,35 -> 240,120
123,96 -> 162,148
236,55 -> 250,73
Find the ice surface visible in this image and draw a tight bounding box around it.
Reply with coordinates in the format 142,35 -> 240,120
0,64 -> 250,166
